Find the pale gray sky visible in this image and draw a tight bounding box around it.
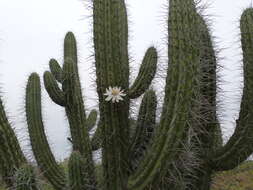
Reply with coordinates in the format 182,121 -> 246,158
0,0 -> 252,160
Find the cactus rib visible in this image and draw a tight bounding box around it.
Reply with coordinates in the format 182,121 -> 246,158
26,73 -> 67,190
43,71 -> 66,106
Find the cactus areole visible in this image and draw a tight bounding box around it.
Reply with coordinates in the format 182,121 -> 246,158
0,0 -> 253,190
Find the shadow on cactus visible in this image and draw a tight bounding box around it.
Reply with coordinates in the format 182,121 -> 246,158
0,0 -> 253,190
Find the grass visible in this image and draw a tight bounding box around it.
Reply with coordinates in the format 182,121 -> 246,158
212,160 -> 253,190
1,161 -> 253,189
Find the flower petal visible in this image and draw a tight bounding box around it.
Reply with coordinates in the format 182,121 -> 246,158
105,96 -> 112,101
104,86 -> 126,103
119,92 -> 126,96
118,96 -> 123,101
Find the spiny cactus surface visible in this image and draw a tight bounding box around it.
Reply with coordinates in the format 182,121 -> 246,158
1,1 -> 253,190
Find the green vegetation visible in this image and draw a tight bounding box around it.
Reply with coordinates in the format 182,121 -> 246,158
1,0 -> 253,189
212,161 -> 253,190
1,161 -> 253,190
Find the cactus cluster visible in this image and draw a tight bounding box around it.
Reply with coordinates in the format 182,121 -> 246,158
1,0 -> 253,190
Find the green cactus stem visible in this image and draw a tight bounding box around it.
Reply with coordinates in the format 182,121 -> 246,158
128,48 -> 158,99
26,73 -> 67,190
62,57 -> 93,161
43,32 -> 97,188
91,121 -> 102,151
93,0 -> 157,189
128,0 -> 202,188
87,110 -> 98,131
129,90 -> 157,172
211,8 -> 253,171
68,151 -> 95,190
49,59 -> 63,83
44,71 -> 66,106
0,126 -> 18,186
183,13 -> 223,190
44,32 -> 94,156
0,99 -> 26,186
1,1 -> 253,190
195,13 -> 222,154
93,0 -> 158,189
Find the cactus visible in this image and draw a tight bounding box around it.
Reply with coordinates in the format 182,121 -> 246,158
87,110 -> 98,131
172,7 -> 253,190
1,0 -> 253,190
26,73 -> 67,189
68,151 -> 90,190
43,32 -> 98,189
91,0 -> 253,189
0,100 -> 27,187
93,0 -> 157,188
129,90 -> 157,172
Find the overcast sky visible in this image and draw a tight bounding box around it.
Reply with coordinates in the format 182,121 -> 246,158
0,0 -> 252,160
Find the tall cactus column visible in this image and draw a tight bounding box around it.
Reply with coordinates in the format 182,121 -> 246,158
127,0 -> 202,189
210,8 -> 253,171
26,73 -> 67,190
183,14 -> 223,190
44,32 -> 97,189
93,0 -> 157,189
93,0 -> 130,189
0,99 -> 27,187
175,7 -> 253,190
45,33 -> 92,155
184,8 -> 253,190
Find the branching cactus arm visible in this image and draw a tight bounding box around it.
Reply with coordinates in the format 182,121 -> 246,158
128,48 -> 158,99
43,32 -> 98,188
44,71 -> 66,106
93,0 -> 157,189
210,8 -> 253,171
128,0 -> 202,188
87,109 -> 98,131
129,90 -> 157,172
49,59 -> 63,83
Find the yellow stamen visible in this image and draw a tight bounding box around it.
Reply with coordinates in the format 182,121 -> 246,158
111,89 -> 120,96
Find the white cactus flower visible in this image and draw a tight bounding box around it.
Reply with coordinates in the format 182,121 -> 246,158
104,86 -> 126,103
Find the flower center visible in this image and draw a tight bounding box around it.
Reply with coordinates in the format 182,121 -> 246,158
111,89 -> 120,96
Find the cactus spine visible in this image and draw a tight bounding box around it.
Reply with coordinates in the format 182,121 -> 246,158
1,1 -> 253,190
26,73 -> 67,189
0,99 -> 27,187
93,0 -> 157,189
129,90 -> 157,172
68,151 -> 89,190
86,110 -> 98,131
